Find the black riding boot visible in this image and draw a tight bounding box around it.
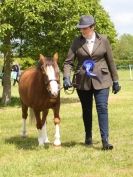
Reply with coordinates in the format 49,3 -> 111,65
102,139 -> 113,150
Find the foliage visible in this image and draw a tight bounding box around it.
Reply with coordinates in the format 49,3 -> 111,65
0,57 -> 4,69
17,0 -> 117,68
0,0 -> 117,67
19,57 -> 36,70
0,0 -> 53,104
94,3 -> 117,44
116,60 -> 133,70
113,34 -> 133,68
0,0 -> 117,104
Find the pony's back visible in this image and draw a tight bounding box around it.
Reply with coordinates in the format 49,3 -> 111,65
19,67 -> 50,109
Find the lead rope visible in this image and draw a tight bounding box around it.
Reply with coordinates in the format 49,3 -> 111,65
59,85 -> 75,95
64,87 -> 75,95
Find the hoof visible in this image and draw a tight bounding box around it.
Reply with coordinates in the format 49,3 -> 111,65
38,137 -> 45,146
38,141 -> 44,146
39,143 -> 44,146
44,138 -> 50,144
38,137 -> 50,146
54,139 -> 61,146
20,132 -> 27,138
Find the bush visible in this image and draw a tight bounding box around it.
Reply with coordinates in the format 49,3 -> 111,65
19,57 -> 36,70
115,60 -> 133,69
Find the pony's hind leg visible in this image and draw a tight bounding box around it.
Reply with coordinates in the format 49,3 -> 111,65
21,102 -> 28,137
53,108 -> 61,146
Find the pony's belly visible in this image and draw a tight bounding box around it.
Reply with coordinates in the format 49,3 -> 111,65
27,100 -> 58,110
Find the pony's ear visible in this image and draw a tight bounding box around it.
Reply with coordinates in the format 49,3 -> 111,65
53,52 -> 58,63
39,54 -> 46,64
39,54 -> 45,60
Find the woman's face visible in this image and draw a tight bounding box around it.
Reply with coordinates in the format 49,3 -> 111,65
80,26 -> 94,38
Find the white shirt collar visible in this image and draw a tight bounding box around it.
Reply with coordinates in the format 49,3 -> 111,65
86,32 -> 96,43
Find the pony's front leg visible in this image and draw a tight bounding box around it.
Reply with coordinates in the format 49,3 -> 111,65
21,118 -> 27,137
34,110 -> 44,146
41,110 -> 50,144
21,102 -> 28,138
41,123 -> 49,143
34,110 -> 49,146
54,123 -> 61,146
53,108 -> 61,146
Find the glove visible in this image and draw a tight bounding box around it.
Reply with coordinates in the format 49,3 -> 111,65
63,77 -> 72,90
112,81 -> 121,94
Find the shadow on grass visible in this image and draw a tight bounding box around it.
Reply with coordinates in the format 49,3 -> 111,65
62,140 -> 102,150
61,141 -> 81,147
61,140 -> 100,147
5,136 -> 102,151
5,137 -> 81,150
61,97 -> 79,104
0,96 -> 21,107
5,136 -> 86,150
5,136 -> 39,150
0,96 -> 79,107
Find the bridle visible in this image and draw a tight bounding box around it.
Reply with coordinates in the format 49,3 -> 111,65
46,79 -> 60,85
41,64 -> 60,96
41,63 -> 75,95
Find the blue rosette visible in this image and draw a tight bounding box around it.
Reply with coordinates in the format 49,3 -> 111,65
82,59 -> 96,77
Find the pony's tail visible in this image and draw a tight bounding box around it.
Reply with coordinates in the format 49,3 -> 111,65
29,108 -> 36,124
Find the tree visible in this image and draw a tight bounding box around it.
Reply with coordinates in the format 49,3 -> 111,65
0,0 -> 117,105
0,0 -> 53,104
20,0 -> 117,66
113,34 -> 133,68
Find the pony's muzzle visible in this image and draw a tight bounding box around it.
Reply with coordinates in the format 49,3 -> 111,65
49,91 -> 59,99
49,81 -> 59,97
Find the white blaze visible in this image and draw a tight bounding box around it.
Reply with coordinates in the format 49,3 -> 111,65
46,65 -> 58,96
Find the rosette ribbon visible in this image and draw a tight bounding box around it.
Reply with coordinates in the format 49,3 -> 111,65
82,59 -> 96,77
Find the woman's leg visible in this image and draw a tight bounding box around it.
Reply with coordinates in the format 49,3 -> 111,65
77,89 -> 93,144
94,88 -> 113,149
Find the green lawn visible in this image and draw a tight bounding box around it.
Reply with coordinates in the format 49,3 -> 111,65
0,70 -> 133,177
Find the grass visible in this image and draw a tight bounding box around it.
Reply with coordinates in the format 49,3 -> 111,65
0,70 -> 133,177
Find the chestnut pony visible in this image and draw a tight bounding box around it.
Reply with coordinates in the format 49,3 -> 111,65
19,53 -> 61,146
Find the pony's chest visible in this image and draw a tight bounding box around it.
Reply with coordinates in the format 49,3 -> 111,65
36,97 -> 58,109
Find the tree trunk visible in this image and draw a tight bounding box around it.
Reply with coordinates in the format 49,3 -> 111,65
2,34 -> 12,105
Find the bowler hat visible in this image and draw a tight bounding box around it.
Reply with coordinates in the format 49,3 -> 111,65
77,15 -> 95,28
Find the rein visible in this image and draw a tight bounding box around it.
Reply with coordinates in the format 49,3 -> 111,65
64,87 -> 75,95
59,85 -> 75,95
42,68 -> 75,95
45,76 -> 75,95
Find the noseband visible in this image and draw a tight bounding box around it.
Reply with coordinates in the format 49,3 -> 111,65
46,79 -> 60,85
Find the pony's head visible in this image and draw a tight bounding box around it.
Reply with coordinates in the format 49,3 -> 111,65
39,53 -> 60,98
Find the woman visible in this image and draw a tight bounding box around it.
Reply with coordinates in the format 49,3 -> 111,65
11,63 -> 20,86
63,15 -> 121,150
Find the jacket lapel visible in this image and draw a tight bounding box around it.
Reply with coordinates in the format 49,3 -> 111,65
91,34 -> 101,56
82,43 -> 90,56
80,33 -> 102,57
80,37 -> 90,56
